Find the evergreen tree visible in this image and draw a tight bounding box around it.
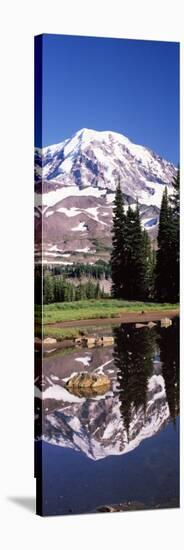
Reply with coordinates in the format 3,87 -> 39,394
149,247 -> 156,300
111,178 -> 126,298
155,187 -> 174,302
43,273 -> 54,304
170,168 -> 180,217
35,266 -> 42,305
169,168 -> 180,302
95,281 -> 101,298
42,272 -> 107,304
125,203 -> 148,300
142,229 -> 155,299
155,180 -> 179,303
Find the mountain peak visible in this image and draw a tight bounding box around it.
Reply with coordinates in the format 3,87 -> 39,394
35,128 -> 176,263
75,127 -> 131,145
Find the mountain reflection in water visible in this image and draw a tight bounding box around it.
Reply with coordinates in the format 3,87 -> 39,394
35,318 -> 179,515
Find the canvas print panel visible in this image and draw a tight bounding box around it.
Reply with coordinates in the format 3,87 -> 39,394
34,34 -> 179,516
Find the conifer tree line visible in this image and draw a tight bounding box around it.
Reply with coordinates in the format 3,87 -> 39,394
44,262 -> 111,280
111,170 -> 179,303
155,169 -> 179,302
42,274 -> 106,305
110,178 -> 155,300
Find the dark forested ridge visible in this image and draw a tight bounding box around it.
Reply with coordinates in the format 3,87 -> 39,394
45,261 -> 111,280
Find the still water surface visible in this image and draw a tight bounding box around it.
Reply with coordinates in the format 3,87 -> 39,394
35,318 -> 179,515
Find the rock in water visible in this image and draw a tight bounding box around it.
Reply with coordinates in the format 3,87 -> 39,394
65,371 -> 110,397
96,501 -> 146,513
160,318 -> 172,328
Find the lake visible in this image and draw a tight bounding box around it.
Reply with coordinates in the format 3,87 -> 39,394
35,317 -> 179,516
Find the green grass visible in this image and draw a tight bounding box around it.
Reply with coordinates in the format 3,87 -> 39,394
43,326 -> 80,340
35,299 -> 179,325
36,324 -> 106,341
44,324 -> 125,342
35,324 -> 80,340
43,325 -> 105,341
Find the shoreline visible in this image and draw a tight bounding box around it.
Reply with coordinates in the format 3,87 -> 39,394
45,309 -> 179,329
34,309 -> 179,350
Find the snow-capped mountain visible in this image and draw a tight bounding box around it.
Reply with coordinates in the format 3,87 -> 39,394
34,128 -> 176,264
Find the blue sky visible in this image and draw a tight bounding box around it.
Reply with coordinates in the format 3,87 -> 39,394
36,34 -> 179,164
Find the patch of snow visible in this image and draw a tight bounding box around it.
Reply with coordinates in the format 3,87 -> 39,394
72,222 -> 87,232
49,245 -> 61,252
95,359 -> 113,374
148,374 -> 165,400
58,156 -> 73,173
39,186 -> 106,208
75,356 -> 91,367
76,247 -> 91,253
68,417 -> 81,431
41,259 -> 73,265
86,207 -> 99,220
57,261 -> 74,265
106,193 -> 115,204
35,383 -> 85,403
103,420 -> 117,439
139,180 -> 173,208
45,210 -> 54,217
57,207 -> 80,217
44,250 -> 67,258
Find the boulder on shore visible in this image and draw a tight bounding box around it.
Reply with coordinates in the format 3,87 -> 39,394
75,337 -> 83,346
84,337 -> 96,348
75,335 -> 115,348
43,337 -> 57,345
102,336 -> 114,346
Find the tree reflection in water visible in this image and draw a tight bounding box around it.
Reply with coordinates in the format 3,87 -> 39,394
113,319 -> 179,439
158,317 -> 179,423
113,324 -> 156,439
